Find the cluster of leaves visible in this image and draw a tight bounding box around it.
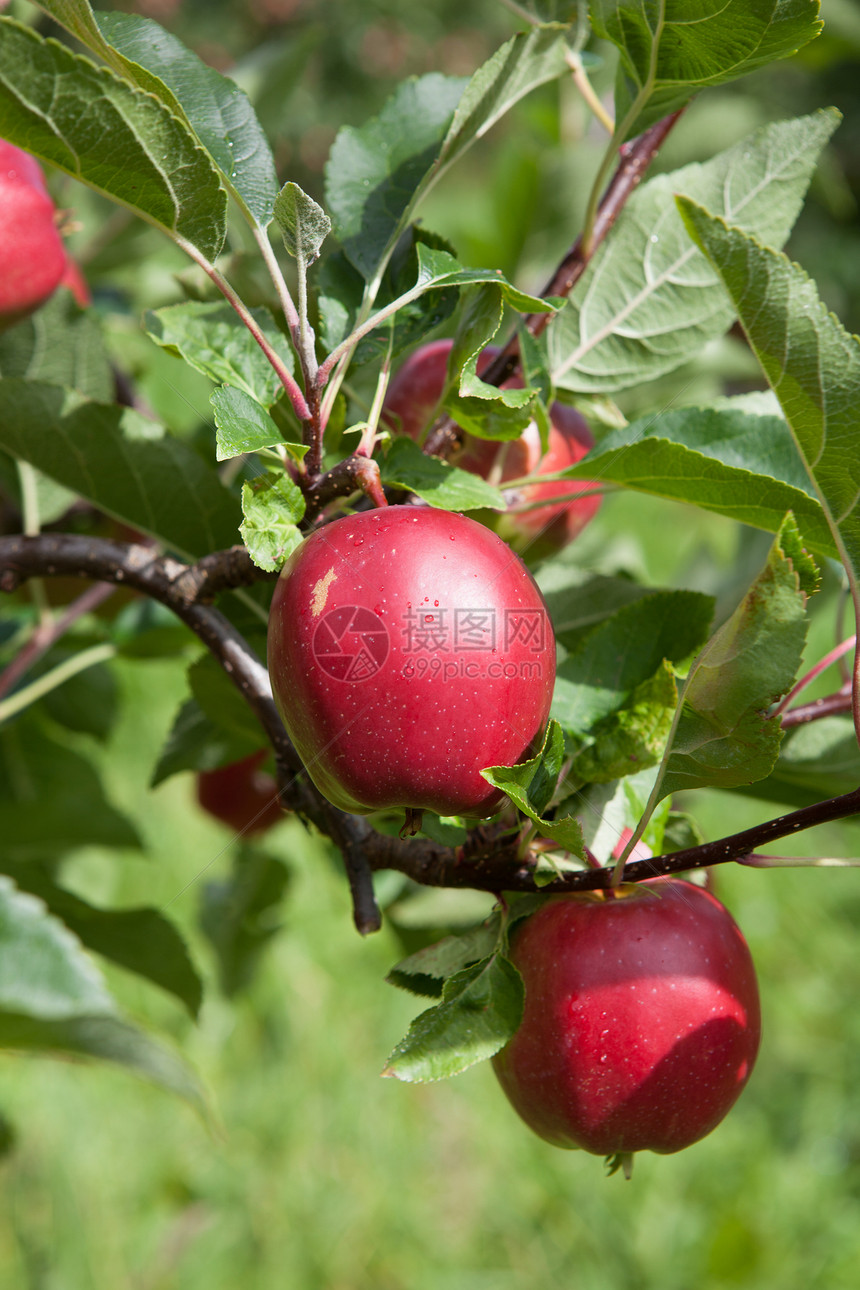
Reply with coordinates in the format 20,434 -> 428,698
2,0 -> 860,1099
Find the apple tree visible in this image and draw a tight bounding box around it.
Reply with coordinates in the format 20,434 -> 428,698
0,0 -> 856,1172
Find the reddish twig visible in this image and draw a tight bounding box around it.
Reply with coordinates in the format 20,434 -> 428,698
0,580 -> 115,701
423,108 -> 686,458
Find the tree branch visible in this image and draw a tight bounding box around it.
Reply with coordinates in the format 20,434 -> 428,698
3,533 -> 860,927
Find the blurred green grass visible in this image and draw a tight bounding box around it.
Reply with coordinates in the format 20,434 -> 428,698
2,496 -> 860,1288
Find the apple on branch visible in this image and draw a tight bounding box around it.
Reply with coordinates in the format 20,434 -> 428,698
492,879 -> 761,1176
267,505 -> 556,824
382,339 -> 601,559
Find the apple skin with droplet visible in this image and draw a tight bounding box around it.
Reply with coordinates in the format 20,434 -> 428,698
493,879 -> 761,1160
267,505 -> 556,817
0,140 -> 69,331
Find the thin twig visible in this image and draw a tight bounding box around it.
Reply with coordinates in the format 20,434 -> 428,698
0,580 -> 115,701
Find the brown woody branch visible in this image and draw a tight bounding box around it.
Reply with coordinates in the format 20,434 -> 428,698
4,534 -> 860,931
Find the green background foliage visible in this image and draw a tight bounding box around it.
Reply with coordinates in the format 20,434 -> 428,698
1,0 -> 860,1285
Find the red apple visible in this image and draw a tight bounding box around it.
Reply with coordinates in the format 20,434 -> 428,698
196,750 -> 283,835
382,339 -> 600,558
267,505 -> 555,817
493,879 -> 761,1163
0,140 -> 68,330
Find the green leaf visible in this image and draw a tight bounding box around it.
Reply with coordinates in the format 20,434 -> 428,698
151,697 -> 265,788
562,399 -> 836,557
0,716 -> 141,859
326,27 -> 569,283
239,472 -> 306,572
326,73 -> 467,280
380,437 -> 505,512
0,17 -> 226,261
211,386 -> 303,462
551,590 -> 714,734
188,651 -> 269,747
570,659 -> 679,784
591,0 -> 823,139
0,873 -> 203,1106
536,560 -> 662,652
444,283 -> 536,442
200,844 -> 291,997
438,27 -> 570,178
145,303 -> 295,409
274,182 -> 331,266
0,862 -> 202,1019
660,515 -> 817,797
0,290 -> 113,402
382,953 -> 524,1082
411,244 -> 554,316
677,195 -> 860,593
482,722 -> 586,855
748,717 -> 860,808
0,381 -> 241,558
39,657 -> 118,742
386,922 -> 501,999
94,10 -> 279,228
550,110 -> 839,392
352,228 -> 462,367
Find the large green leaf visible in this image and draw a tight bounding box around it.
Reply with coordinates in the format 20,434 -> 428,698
326,73 -> 466,281
560,398 -> 835,557
660,516 -> 818,797
591,0 -> 823,138
380,438 -> 505,512
0,381 -> 241,558
325,27 -> 569,283
0,17 -> 226,260
550,110 -> 839,393
551,590 -> 714,734
144,303 -> 295,409
94,11 -> 278,228
0,862 -> 202,1019
0,291 -> 113,402
36,1 -> 277,227
678,197 -> 860,593
0,716 -> 140,860
0,874 -> 203,1106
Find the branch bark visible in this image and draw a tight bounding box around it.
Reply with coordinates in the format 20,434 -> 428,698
4,533 -> 860,926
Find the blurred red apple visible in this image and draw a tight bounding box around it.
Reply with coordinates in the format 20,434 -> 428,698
0,139 -> 69,330
196,751 -> 282,836
382,339 -> 600,558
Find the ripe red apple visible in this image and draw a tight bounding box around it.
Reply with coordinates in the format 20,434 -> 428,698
0,140 -> 69,330
196,751 -> 283,835
382,339 -> 600,558
267,505 -> 555,817
493,879 -> 761,1165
